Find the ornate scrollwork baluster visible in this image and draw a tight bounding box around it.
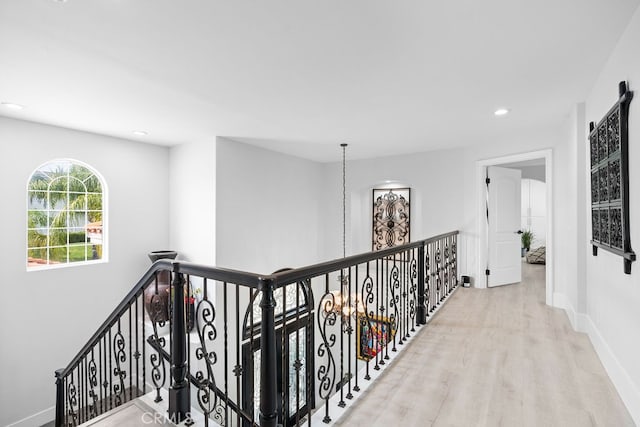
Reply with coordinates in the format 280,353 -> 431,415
66,375 -> 79,426
87,352 -> 99,418
388,262 -> 400,350
443,240 -> 450,297
360,272 -> 376,375
112,326 -> 127,406
451,237 -> 458,289
435,245 -> 442,303
149,308 -> 166,403
194,297 -> 221,422
317,292 -> 338,423
409,255 -> 417,332
425,247 -> 431,314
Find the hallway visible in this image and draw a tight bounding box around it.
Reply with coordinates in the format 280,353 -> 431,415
334,262 -> 635,427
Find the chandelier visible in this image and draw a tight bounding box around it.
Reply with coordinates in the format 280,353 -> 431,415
324,143 -> 365,318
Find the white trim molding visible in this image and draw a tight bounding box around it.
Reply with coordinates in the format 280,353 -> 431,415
578,314 -> 640,425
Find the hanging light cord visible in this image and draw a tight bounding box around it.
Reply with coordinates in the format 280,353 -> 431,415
341,143 -> 347,259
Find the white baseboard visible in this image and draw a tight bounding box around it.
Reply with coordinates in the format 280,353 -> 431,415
553,292 -> 640,426
7,406 -> 54,427
579,315 -> 640,425
552,291 -> 578,330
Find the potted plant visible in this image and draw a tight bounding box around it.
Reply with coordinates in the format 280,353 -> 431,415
521,230 -> 534,257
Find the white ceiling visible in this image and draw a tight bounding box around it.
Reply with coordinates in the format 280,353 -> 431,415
1,0 -> 638,162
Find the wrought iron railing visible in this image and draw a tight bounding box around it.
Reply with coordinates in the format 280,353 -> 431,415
55,230 -> 459,427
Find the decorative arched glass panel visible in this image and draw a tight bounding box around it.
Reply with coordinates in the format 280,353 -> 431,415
241,279 -> 315,424
27,159 -> 106,269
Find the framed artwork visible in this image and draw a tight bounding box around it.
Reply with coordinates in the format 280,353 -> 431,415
589,81 -> 635,274
372,188 -> 410,250
356,315 -> 396,361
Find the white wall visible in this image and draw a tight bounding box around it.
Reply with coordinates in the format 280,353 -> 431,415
0,117 -> 170,426
169,140 -> 216,265
215,137 -> 325,274
320,148 -> 466,262
520,165 -> 546,182
582,5 -> 640,423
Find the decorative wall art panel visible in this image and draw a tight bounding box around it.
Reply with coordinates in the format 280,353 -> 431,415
372,188 -> 410,250
356,315 -> 396,361
589,81 -> 635,273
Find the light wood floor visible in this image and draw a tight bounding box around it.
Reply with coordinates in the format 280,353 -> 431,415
334,261 -> 635,427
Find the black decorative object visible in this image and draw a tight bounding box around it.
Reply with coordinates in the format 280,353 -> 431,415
372,188 -> 410,250
589,81 -> 635,274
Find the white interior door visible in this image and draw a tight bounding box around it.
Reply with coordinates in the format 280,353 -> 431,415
487,166 -> 522,287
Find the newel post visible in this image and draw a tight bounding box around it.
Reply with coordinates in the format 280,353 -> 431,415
168,264 -> 191,423
55,369 -> 64,427
417,243 -> 426,325
259,278 -> 278,427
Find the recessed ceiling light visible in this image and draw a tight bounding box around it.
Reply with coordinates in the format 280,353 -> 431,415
1,102 -> 25,110
132,130 -> 148,136
494,108 -> 510,116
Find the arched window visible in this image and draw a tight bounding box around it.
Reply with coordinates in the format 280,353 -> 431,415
27,159 -> 106,270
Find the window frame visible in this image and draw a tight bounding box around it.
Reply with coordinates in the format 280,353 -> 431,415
26,158 -> 108,271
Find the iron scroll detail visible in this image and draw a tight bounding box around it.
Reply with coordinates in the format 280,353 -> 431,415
589,81 -> 635,273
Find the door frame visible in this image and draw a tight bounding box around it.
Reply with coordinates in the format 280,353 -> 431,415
476,149 -> 553,305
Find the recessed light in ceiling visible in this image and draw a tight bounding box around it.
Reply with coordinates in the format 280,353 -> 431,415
132,130 -> 148,136
494,108 -> 510,116
1,102 -> 25,110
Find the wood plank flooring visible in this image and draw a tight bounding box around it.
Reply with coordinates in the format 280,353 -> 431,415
333,261 -> 635,427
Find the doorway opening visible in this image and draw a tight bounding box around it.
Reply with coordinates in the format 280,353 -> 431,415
476,149 -> 553,305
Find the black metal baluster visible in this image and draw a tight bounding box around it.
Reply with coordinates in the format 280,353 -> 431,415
391,254 -> 398,352
453,234 -> 458,289
282,283 -> 289,426
98,340 -> 103,416
247,286 -> 253,426
306,279 -> 312,427
353,264 -> 360,393
338,271 -> 346,409
417,243 -> 425,325
401,250 -> 406,343
295,280 -> 301,426
168,271 -> 173,389
108,327 -> 112,410
385,255 -> 391,360
129,305 -> 133,400
235,283 -> 241,427
404,250 -> 408,342
135,297 -> 140,398
89,348 -> 98,418
365,261 -> 372,379
317,273 -> 336,424
223,279 -> 228,427
401,250 -> 406,340
346,266 -> 354,400
81,355 -> 86,423
186,276 -> 191,398
375,258 -> 382,369
142,292 -> 146,396
440,239 -> 445,302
